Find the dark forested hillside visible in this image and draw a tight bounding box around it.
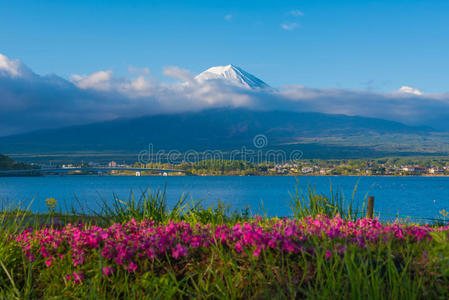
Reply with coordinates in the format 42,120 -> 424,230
0,154 -> 36,170
0,108 -> 445,158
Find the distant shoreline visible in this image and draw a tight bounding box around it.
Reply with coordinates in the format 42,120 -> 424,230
2,173 -> 449,178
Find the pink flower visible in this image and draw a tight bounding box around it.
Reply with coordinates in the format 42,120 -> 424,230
253,246 -> 262,258
128,262 -> 138,273
102,266 -> 114,276
172,243 -> 187,259
44,259 -> 52,267
73,271 -> 84,283
13,215 -> 444,275
282,240 -> 296,253
235,242 -> 243,253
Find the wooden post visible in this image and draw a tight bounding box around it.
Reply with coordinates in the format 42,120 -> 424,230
366,196 -> 374,219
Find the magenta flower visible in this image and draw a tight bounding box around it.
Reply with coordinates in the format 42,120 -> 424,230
253,246 -> 262,258
73,271 -> 84,283
128,262 -> 138,273
102,266 -> 114,276
172,243 -> 188,259
44,259 -> 52,267
235,241 -> 243,253
13,214 -> 442,280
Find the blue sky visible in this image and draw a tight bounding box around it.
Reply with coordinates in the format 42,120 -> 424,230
1,0 -> 449,92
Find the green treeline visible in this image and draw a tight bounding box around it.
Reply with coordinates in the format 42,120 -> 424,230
0,154 -> 37,171
133,157 -> 449,176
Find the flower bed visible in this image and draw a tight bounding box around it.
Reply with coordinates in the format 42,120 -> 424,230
1,215 -> 448,298
14,216 -> 438,276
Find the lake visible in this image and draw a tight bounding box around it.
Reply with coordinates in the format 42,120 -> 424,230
0,175 -> 448,220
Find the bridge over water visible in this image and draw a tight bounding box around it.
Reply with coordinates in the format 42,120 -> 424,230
0,167 -> 185,176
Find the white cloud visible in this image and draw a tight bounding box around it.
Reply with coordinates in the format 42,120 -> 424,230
289,10 -> 304,17
163,66 -> 194,83
0,54 -> 22,77
224,14 -> 233,21
397,86 -> 423,96
71,70 -> 113,91
281,23 -> 299,31
2,52 -> 449,136
131,76 -> 150,91
0,53 -> 33,78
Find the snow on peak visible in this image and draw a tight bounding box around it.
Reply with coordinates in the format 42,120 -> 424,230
195,64 -> 270,89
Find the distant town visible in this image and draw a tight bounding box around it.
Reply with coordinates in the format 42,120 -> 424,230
31,157 -> 449,176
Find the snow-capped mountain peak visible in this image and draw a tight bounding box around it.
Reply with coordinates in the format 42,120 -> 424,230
195,64 -> 270,89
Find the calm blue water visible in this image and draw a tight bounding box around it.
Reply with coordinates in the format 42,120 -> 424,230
0,176 -> 448,219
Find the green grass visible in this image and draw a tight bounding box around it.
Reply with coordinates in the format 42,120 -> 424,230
0,183 -> 448,299
288,179 -> 369,220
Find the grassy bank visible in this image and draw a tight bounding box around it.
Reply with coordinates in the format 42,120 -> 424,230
1,186 -> 449,299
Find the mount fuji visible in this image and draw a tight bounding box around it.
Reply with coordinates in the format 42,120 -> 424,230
195,64 -> 270,89
0,61 -> 446,160
0,107 -> 440,160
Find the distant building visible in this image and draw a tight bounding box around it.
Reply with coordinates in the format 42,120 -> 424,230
402,166 -> 415,172
385,168 -> 396,175
301,167 -> 313,174
108,161 -> 117,167
402,166 -> 426,175
429,167 -> 444,174
414,166 -> 427,174
320,168 -> 332,175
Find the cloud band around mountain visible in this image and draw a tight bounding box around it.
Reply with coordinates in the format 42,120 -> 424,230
1,53 -> 449,136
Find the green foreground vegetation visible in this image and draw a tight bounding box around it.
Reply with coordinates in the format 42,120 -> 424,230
0,185 -> 449,299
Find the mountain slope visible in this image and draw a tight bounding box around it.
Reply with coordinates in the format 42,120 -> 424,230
0,108 -> 440,156
195,65 -> 270,89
